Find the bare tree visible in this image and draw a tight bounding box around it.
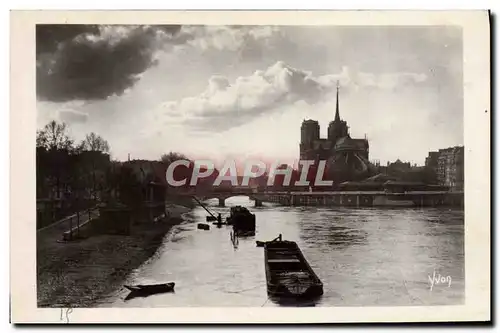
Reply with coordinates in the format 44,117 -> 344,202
77,132 -> 111,204
80,132 -> 110,153
36,120 -> 74,151
36,121 -> 75,201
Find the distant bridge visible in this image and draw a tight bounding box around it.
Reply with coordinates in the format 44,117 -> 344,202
172,189 -> 464,208
193,187 -> 266,207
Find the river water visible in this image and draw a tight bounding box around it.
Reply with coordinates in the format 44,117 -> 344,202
101,196 -> 464,307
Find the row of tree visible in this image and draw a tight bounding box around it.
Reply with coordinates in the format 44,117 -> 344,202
36,121 -> 111,201
36,121 -> 209,217
37,121 -> 110,153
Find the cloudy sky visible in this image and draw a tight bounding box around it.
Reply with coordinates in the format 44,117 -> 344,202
36,25 -> 463,165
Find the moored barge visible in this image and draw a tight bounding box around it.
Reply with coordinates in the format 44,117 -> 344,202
264,239 -> 323,299
227,205 -> 256,236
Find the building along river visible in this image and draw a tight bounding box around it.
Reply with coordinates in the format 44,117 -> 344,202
100,196 -> 464,307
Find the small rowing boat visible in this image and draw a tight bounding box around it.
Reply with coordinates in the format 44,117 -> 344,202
197,223 -> 210,230
124,282 -> 175,295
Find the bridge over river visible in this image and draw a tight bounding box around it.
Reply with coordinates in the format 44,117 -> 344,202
186,187 -> 266,207
175,188 -> 464,208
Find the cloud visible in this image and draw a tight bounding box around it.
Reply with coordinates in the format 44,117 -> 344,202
160,61 -> 427,132
58,109 -> 89,124
173,26 -> 297,64
35,25 -> 284,102
37,99 -> 92,128
318,66 -> 427,92
36,24 -> 100,55
181,26 -> 279,51
36,24 -> 185,102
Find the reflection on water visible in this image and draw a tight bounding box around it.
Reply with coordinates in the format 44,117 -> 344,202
101,196 -> 464,307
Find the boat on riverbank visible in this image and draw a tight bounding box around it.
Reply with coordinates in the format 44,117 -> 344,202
264,239 -> 323,299
124,282 -> 175,296
227,206 -> 256,236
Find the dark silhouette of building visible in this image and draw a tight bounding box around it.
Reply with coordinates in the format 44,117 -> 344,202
299,83 -> 371,184
433,146 -> 464,191
424,147 -> 464,191
425,151 -> 440,170
386,159 -> 412,174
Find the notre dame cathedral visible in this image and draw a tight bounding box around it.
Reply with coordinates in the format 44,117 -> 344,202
299,84 -> 374,183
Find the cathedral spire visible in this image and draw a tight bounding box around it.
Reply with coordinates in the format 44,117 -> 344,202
334,81 -> 340,122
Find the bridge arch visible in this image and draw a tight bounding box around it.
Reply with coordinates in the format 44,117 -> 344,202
198,192 -> 264,207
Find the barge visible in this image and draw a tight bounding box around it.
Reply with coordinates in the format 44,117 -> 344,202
264,239 -> 323,299
227,205 -> 256,236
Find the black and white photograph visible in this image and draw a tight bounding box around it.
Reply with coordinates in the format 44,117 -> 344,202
10,10 -> 490,323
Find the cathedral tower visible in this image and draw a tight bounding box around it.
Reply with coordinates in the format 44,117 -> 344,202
328,82 -> 349,143
300,119 -> 320,160
301,119 -> 320,145
334,81 -> 340,122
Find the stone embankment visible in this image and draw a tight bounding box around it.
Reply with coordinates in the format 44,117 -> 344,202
37,203 -> 190,307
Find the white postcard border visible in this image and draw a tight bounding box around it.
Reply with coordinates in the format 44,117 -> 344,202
10,10 -> 490,323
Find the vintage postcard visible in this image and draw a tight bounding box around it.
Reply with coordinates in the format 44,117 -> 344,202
10,10 -> 490,323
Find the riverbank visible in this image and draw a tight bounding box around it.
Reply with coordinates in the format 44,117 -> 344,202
37,203 -> 190,307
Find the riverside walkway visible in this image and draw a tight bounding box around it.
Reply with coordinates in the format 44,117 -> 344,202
37,206 -> 100,243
